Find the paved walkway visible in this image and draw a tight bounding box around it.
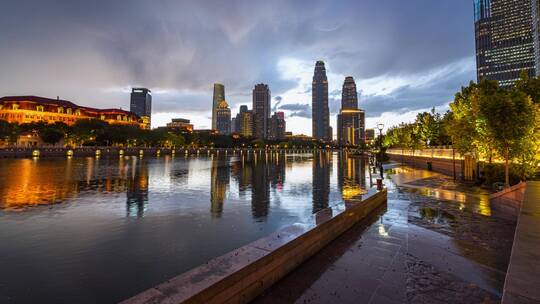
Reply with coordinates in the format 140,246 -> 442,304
254,167 -> 516,304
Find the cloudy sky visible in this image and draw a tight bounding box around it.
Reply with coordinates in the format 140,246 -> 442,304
0,0 -> 475,134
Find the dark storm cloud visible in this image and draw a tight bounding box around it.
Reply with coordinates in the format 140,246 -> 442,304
279,103 -> 312,118
0,0 -> 475,127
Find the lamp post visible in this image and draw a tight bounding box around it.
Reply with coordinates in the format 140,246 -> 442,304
377,123 -> 384,179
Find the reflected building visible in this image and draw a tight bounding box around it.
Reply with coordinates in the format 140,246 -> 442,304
312,150 -> 331,213
338,152 -> 367,201
210,157 -> 230,218
251,153 -> 270,219
126,159 -> 149,217
268,152 -> 286,190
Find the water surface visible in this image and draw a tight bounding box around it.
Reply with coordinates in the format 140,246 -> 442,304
0,151 -> 370,303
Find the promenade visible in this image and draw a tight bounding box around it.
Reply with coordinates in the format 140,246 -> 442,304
255,165 -> 516,303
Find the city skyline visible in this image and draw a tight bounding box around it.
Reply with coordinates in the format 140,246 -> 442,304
0,0 -> 476,135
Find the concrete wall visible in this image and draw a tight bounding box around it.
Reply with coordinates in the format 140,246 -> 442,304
121,189 -> 388,304
388,153 -> 463,178
490,182 -> 527,221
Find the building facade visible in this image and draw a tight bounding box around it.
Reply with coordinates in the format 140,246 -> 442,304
534,0 -> 540,76
336,77 -> 365,146
212,83 -> 225,130
239,109 -> 253,137
216,100 -> 231,135
269,111 -> 286,141
0,96 -> 146,128
312,61 -> 331,142
166,118 -> 194,132
252,84 -> 270,139
130,88 -> 152,129
474,0 -> 536,88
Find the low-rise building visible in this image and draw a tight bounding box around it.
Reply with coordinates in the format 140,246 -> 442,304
166,118 -> 194,132
0,96 -> 147,129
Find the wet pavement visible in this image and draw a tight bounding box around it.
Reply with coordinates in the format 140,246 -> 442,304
254,166 -> 516,304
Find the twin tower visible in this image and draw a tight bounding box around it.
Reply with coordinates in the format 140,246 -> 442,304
312,61 -> 365,146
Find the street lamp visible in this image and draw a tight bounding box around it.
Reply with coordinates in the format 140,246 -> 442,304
377,123 -> 384,179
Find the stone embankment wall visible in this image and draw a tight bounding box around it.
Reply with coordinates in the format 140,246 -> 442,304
388,152 -> 463,178
121,189 -> 388,304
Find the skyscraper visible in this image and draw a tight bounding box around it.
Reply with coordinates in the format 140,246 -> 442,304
252,84 -> 270,139
312,61 -> 331,141
130,88 -> 152,129
269,111 -> 286,141
212,83 -> 225,130
533,0 -> 540,76
337,77 -> 365,146
216,100 -> 231,135
474,0 -> 535,88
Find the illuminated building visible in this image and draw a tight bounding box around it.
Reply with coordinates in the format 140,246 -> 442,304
166,118 -> 194,132
534,0 -> 540,75
130,88 -> 152,129
365,128 -> 375,143
252,84 -> 270,139
240,109 -> 254,137
212,83 -> 225,130
312,61 -> 331,141
0,96 -> 146,129
216,100 -> 231,135
269,111 -> 286,141
336,77 -> 365,146
474,0 -> 535,88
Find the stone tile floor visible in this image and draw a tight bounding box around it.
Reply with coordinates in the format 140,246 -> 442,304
254,167 -> 516,304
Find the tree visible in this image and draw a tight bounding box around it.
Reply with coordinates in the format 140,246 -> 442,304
39,127 -> 65,145
479,84 -> 537,187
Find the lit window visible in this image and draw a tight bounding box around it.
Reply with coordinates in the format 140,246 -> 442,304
75,109 -> 81,116
12,104 -> 19,110
58,107 -> 64,114
117,115 -> 122,120
67,108 -> 72,115
36,105 -> 44,112
100,115 -> 106,120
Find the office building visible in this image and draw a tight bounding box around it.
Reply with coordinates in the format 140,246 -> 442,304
534,0 -> 540,75
130,88 -> 152,129
252,84 -> 270,139
212,83 -> 225,130
269,111 -> 286,141
216,100 -> 231,135
336,77 -> 365,146
312,61 -> 331,141
474,0 -> 535,88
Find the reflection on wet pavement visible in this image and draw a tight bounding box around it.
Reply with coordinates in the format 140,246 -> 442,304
255,166 -> 515,304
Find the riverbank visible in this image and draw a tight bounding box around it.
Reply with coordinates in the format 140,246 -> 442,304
255,166 -> 517,303
0,147 -> 337,158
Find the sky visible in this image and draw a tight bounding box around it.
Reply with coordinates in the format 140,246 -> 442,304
0,0 -> 476,135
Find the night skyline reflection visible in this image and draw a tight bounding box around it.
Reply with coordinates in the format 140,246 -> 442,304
0,152 -> 370,303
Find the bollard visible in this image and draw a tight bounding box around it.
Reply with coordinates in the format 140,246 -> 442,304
376,178 -> 383,191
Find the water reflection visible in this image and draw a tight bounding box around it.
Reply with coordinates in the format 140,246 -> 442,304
0,152 -> 372,303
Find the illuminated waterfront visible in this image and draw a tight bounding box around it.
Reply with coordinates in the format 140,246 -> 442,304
0,151 -> 369,303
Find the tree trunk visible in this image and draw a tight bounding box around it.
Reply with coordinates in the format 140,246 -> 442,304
505,147 -> 510,188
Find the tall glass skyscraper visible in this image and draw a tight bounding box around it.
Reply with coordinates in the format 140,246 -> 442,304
312,61 -> 331,141
252,84 -> 270,139
336,77 -> 365,146
212,83 -> 225,130
474,0 -> 536,88
533,0 -> 540,76
130,88 -> 152,129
